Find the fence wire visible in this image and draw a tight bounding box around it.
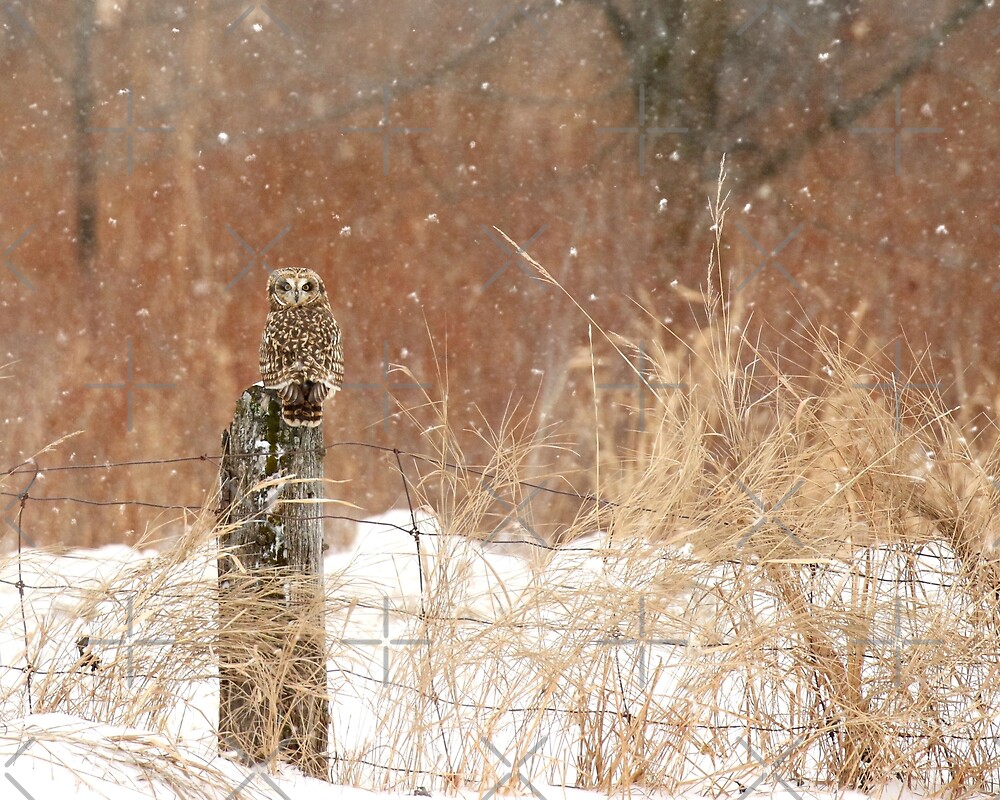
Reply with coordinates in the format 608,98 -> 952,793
1,441 -> 999,793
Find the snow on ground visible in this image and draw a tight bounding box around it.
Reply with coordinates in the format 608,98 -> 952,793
0,711 -> 920,800
0,512 -> 963,800
0,711 -> 895,800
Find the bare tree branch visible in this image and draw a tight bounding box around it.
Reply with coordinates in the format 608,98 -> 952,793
746,0 -> 990,185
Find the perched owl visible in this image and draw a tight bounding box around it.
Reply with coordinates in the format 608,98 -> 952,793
259,267 -> 344,427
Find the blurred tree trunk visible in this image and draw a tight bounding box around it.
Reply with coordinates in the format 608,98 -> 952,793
217,385 -> 330,780
73,0 -> 98,274
604,0 -> 728,251
173,5 -> 212,280
614,0 -> 726,140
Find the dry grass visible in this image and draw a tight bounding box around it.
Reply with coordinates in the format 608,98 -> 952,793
3,177 -> 1000,798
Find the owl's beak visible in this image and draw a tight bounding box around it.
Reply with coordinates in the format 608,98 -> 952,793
294,290 -> 301,303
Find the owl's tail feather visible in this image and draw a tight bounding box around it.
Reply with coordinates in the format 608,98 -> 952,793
281,402 -> 323,427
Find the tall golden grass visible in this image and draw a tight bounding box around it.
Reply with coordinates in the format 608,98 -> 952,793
2,169 -> 1000,796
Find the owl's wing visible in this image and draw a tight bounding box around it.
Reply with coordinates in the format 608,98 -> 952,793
313,310 -> 344,390
259,313 -> 287,386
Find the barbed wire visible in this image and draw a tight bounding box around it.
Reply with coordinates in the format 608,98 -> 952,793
0,439 -> 601,508
1,440 -> 998,790
5,439 -> 998,548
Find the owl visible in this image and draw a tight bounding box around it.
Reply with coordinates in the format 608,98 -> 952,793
259,267 -> 344,427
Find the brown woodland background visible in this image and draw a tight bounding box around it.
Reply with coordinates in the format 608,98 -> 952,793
1,0 -> 999,547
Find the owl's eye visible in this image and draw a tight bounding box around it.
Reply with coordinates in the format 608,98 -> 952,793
302,283 -> 312,292
279,281 -> 291,291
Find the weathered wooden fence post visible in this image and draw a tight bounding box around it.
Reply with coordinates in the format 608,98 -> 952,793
217,384 -> 329,779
